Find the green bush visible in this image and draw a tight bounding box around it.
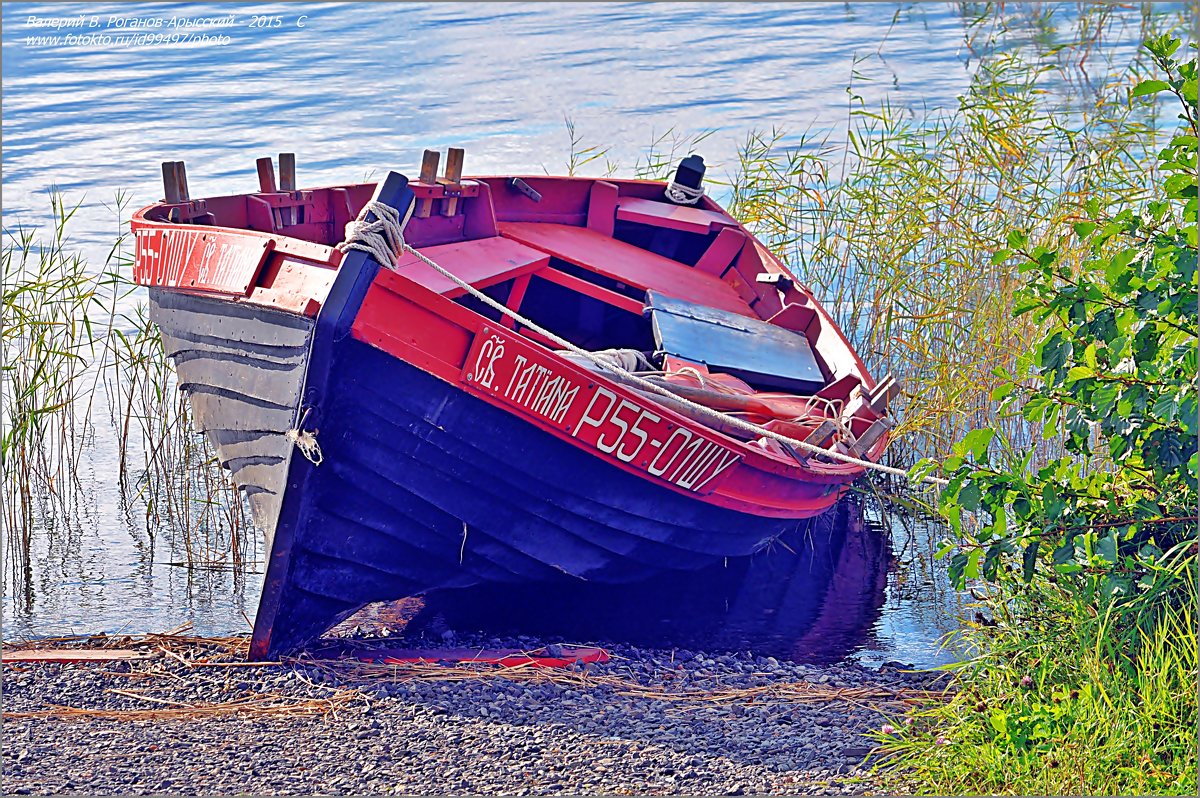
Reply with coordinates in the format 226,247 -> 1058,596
880,36 -> 1198,796
922,33 -> 1196,609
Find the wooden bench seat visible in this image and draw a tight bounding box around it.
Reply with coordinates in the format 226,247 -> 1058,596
391,235 -> 550,297
497,221 -> 751,316
615,197 -> 737,235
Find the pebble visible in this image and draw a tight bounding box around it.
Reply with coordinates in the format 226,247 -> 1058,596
1,630 -> 946,795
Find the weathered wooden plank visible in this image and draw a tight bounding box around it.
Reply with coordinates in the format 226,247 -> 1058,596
279,153 -> 297,225
185,387 -> 296,432
586,181 -> 619,237
173,353 -> 305,407
439,147 -> 465,216
694,226 -> 746,275
278,153 -> 296,191
499,222 -> 751,315
247,492 -> 283,545
150,291 -> 313,349
159,332 -> 308,367
152,288 -> 313,331
849,417 -> 893,457
162,161 -> 182,204
615,197 -> 736,235
225,460 -> 288,494
211,432 -> 293,464
416,149 -> 440,218
173,161 -> 190,202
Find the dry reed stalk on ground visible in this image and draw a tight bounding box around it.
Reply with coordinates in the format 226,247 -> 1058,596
3,691 -> 359,722
301,655 -> 952,709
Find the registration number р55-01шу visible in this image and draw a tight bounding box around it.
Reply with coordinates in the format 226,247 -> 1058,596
463,330 -> 741,495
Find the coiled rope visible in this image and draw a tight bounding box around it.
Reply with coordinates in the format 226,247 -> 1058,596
664,180 -> 705,205
337,199 -> 947,487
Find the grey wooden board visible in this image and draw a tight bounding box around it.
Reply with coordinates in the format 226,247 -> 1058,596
149,289 -> 312,542
226,461 -> 287,494
646,290 -> 825,392
185,387 -> 297,431
173,353 -> 305,407
151,289 -> 313,349
161,331 -> 308,367
215,434 -> 293,464
248,492 -> 283,551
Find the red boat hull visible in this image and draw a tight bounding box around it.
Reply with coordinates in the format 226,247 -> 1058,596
131,168 -> 891,657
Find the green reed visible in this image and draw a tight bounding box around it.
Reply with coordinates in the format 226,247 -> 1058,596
2,196 -> 100,573
725,31 -> 1174,470
1,193 -> 253,589
876,547 -> 1197,796
103,301 -> 253,566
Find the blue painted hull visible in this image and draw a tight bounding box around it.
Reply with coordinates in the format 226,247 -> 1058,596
260,337 -> 802,654
138,172 -> 873,659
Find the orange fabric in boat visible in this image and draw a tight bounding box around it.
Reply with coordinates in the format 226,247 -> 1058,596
498,222 -> 751,315
657,362 -> 835,427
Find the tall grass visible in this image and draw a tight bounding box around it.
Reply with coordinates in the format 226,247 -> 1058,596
2,196 -> 102,576
725,40 -> 1176,470
103,303 -> 252,565
1,194 -> 253,598
876,546 -> 1197,795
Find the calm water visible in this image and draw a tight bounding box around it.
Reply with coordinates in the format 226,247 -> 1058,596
0,2 -> 1155,665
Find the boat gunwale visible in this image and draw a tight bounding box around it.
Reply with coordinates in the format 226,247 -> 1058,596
131,173 -> 888,487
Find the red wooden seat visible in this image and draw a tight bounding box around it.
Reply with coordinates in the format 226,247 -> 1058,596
497,221 -> 751,315
615,197 -> 737,235
391,236 -> 549,297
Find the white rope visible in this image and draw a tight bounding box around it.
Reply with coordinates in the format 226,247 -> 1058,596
664,180 -> 705,205
338,199 -> 946,486
285,428 -> 323,466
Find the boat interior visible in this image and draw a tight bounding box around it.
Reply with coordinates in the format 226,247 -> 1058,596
145,151 -> 897,458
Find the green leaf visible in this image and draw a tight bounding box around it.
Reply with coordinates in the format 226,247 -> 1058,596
964,548 -> 982,580
1022,541 -> 1039,582
1066,365 -> 1093,383
962,428 -> 996,461
958,481 -> 982,512
1052,542 -> 1077,565
1131,79 -> 1170,98
991,382 -> 1014,402
1042,483 -> 1066,520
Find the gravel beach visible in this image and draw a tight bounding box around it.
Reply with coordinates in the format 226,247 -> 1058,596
2,632 -> 948,796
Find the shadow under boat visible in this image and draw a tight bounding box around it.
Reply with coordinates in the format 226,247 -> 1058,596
376,497 -> 891,664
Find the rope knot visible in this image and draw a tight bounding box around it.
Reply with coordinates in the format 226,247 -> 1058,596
336,200 -> 409,270
665,180 -> 704,205
286,427 -> 323,466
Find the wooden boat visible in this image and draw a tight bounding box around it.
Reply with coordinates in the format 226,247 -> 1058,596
131,151 -> 896,658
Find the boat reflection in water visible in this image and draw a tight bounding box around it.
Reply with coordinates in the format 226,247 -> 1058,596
398,497 -> 891,664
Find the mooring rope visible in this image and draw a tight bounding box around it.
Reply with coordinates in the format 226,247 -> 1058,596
337,200 -> 948,487
664,180 -> 705,205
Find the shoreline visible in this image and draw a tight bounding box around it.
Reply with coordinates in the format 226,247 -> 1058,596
2,632 -> 948,795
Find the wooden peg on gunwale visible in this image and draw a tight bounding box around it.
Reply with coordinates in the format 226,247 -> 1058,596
162,161 -> 182,204
279,153 -> 296,224
439,147 -> 465,217
256,157 -> 278,193
173,161 -> 190,202
415,149 -> 440,218
278,153 -> 296,192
